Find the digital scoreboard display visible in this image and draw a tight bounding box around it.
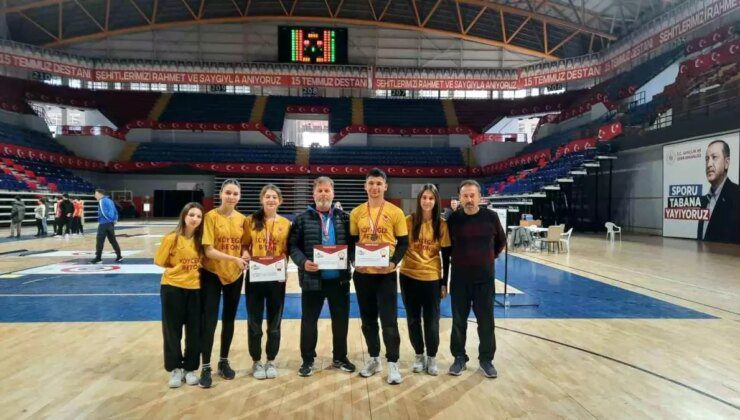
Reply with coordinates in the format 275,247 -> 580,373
278,27 -> 348,64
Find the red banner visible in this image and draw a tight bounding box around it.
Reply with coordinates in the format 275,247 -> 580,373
286,105 -> 331,114
0,143 -> 106,170
472,133 -> 518,146
685,24 -> 735,53
679,39 -> 740,78
332,125 -> 475,144
483,149 -> 551,175
597,122 -> 623,142
124,120 -> 278,142
0,52 -> 92,79
60,126 -> 126,140
107,161 -> 471,177
94,70 -> 368,88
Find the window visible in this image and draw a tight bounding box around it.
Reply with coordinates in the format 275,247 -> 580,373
131,82 -> 150,91
502,90 -> 515,99
176,84 -> 199,92
234,86 -> 251,94
68,79 -> 82,89
417,90 -> 439,99
514,89 -> 527,98
88,81 -> 108,90
374,90 -> 388,98
491,91 -> 500,99
43,76 -> 62,86
530,88 -> 540,97
463,90 -> 489,99
114,82 -> 123,90
150,83 -> 168,91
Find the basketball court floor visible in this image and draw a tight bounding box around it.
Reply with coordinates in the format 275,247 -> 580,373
0,221 -> 738,418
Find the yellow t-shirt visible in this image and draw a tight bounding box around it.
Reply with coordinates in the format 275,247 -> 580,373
400,215 -> 451,281
202,209 -> 248,284
243,214 -> 291,258
154,232 -> 201,290
350,201 -> 408,274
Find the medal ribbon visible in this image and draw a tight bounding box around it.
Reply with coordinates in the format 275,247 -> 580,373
366,201 -> 385,241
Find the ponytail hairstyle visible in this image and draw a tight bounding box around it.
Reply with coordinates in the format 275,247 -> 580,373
411,183 -> 442,242
252,184 -> 283,231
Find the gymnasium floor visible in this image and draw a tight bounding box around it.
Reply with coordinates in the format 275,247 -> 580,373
0,221 -> 738,419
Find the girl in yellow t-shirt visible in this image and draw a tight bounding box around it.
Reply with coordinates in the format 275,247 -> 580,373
243,184 -> 291,380
400,184 -> 451,376
199,179 -> 249,388
154,202 -> 204,389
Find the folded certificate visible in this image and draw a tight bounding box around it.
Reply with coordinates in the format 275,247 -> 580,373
354,243 -> 390,267
313,245 -> 348,270
249,256 -> 286,282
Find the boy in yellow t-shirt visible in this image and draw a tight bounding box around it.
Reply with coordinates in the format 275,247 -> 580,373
154,202 -> 205,389
243,184 -> 291,380
399,184 -> 451,377
349,168 -> 408,385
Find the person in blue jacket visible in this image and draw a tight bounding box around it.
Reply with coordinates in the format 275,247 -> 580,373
90,188 -> 123,264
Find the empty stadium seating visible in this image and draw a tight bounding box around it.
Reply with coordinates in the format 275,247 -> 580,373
0,121 -> 71,155
159,93 -> 256,124
363,99 -> 446,128
309,146 -> 465,166
131,142 -> 297,163
1,157 -> 94,192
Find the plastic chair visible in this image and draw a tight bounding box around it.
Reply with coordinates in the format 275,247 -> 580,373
542,224 -> 565,253
605,222 -> 622,242
560,228 -> 573,253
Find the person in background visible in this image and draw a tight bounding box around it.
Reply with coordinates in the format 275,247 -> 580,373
56,193 -> 74,238
72,198 -> 84,235
442,198 -> 459,220
42,197 -> 51,236
51,196 -> 61,237
90,189 -> 123,264
9,196 -> 25,239
34,198 -> 46,237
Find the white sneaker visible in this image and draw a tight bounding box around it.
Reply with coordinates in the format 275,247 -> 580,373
168,368 -> 184,388
265,361 -> 278,379
253,361 -> 267,380
359,357 -> 382,378
412,354 -> 426,373
387,362 -> 403,385
184,370 -> 198,385
426,356 -> 439,376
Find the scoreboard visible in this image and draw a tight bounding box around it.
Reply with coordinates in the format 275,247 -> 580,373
278,27 -> 348,64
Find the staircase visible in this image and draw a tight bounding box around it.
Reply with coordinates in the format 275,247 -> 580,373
116,142 -> 140,162
251,96 -> 268,123
0,159 -> 49,191
295,147 -> 310,166
147,93 -> 172,121
351,98 -> 364,125
442,100 -> 459,127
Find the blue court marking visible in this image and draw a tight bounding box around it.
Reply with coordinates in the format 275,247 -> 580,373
0,255 -> 715,322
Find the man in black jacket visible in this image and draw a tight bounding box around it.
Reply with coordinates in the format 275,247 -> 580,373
697,140 -> 740,243
56,193 -> 74,238
289,176 -> 356,377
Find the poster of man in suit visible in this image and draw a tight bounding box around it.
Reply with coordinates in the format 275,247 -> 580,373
663,133 -> 740,243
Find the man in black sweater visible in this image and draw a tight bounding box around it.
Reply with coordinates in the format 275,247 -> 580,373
56,193 -> 74,238
447,180 -> 506,378
288,176 -> 356,377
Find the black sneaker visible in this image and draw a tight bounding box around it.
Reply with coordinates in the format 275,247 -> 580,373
480,360 -> 498,378
217,360 -> 235,380
332,357 -> 356,373
298,360 -> 314,377
115,256 -> 124,263
89,258 -> 102,265
199,367 -> 212,388
448,356 -> 467,376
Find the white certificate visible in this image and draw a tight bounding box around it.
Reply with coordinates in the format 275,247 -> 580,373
313,245 -> 348,270
354,243 -> 390,267
249,256 -> 287,282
